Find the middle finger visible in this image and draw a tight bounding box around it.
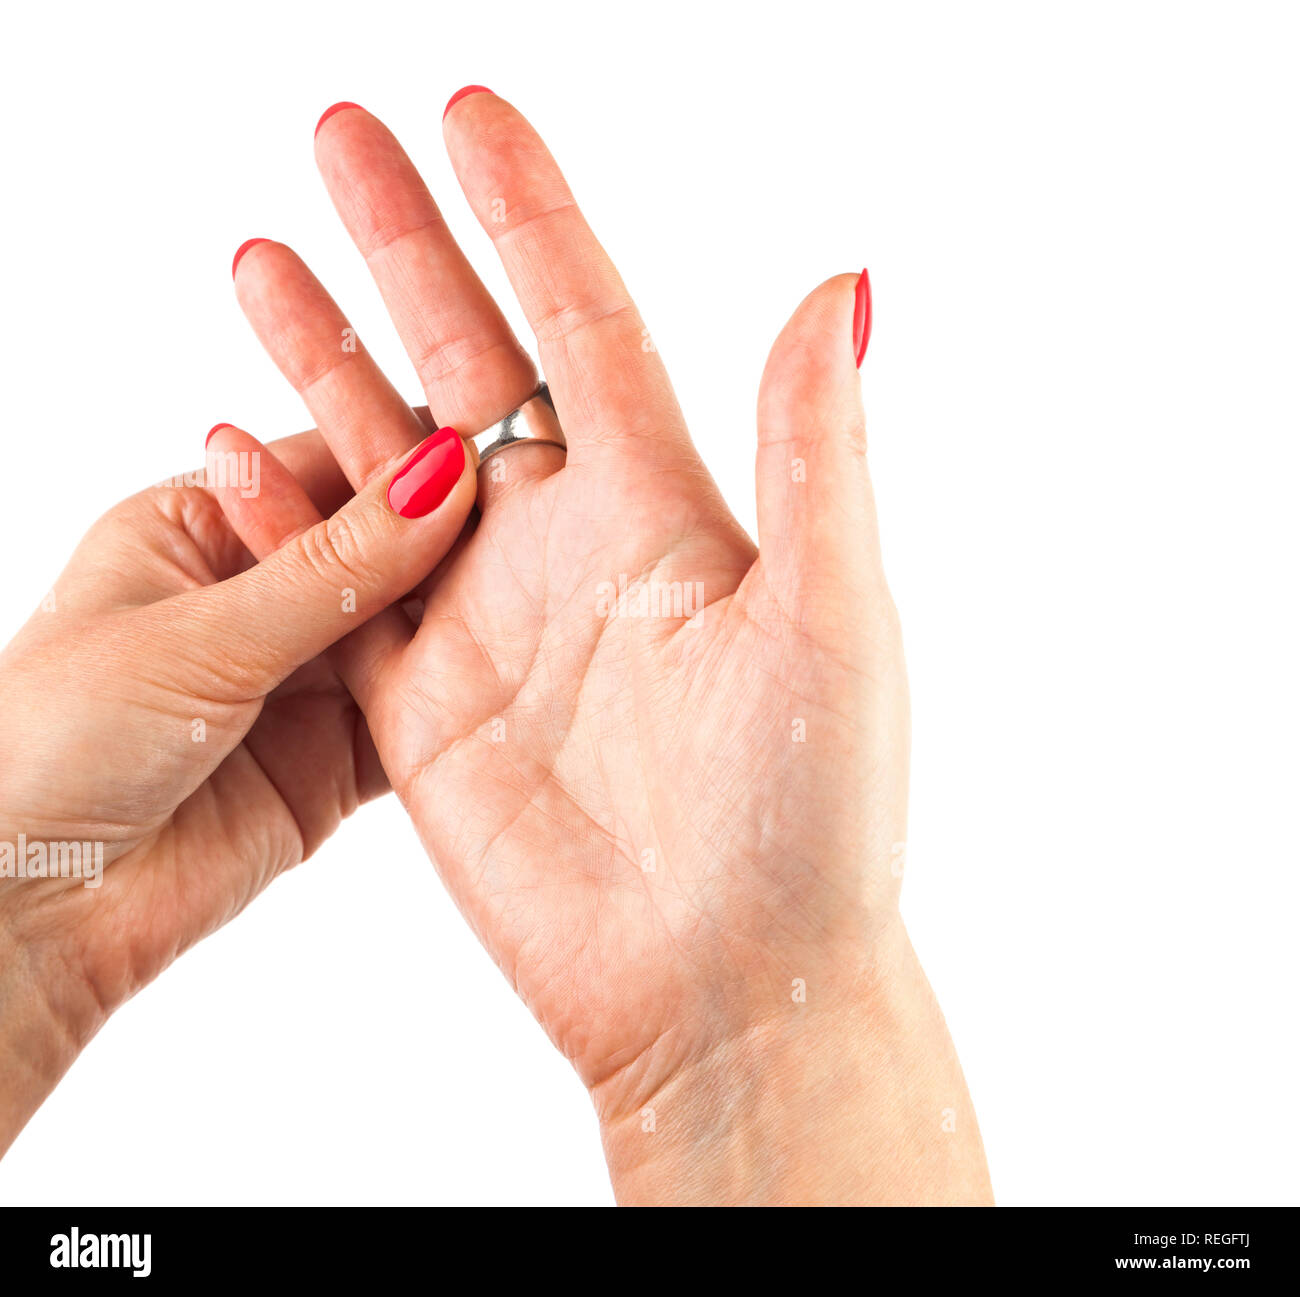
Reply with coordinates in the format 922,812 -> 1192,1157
314,103 -> 543,449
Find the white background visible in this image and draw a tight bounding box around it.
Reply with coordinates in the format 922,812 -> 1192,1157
0,1 -> 1296,1205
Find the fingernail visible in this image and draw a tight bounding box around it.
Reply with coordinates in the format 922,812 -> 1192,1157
315,102 -> 365,138
206,423 -> 233,448
232,238 -> 270,279
387,427 -> 465,518
853,268 -> 872,367
443,85 -> 492,120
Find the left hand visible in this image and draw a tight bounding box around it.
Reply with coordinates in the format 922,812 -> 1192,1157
214,94 -> 990,1204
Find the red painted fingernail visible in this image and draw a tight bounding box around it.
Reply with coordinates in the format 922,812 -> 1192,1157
206,423 -> 234,448
387,427 -> 465,518
853,268 -> 872,367
232,238 -> 270,279
444,85 -> 492,120
315,102 -> 365,138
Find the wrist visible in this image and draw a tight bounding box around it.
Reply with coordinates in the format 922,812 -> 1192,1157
0,895 -> 105,1155
592,918 -> 992,1206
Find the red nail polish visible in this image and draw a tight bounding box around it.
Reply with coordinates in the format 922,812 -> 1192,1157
232,238 -> 270,279
206,423 -> 233,447
443,85 -> 492,120
853,268 -> 872,367
315,102 -> 365,138
387,427 -> 465,518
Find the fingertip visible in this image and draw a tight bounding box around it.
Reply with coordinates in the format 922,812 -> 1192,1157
231,238 -> 271,279
315,101 -> 366,138
443,85 -> 493,121
757,273 -> 870,449
206,422 -> 234,448
385,426 -> 467,519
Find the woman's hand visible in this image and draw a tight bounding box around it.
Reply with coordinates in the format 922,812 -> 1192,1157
0,426 -> 477,1152
218,94 -> 992,1205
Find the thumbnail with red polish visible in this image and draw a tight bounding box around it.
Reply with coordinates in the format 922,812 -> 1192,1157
206,423 -> 233,448
853,268 -> 872,367
444,85 -> 492,119
387,428 -> 465,518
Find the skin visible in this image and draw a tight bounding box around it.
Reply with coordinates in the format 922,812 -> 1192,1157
0,93 -> 991,1204
0,428 -> 479,1149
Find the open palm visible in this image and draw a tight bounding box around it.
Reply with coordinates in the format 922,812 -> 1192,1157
220,95 -> 911,1156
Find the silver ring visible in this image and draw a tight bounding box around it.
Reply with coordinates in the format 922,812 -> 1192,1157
470,383 -> 566,464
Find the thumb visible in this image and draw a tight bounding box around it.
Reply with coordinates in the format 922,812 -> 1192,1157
754,269 -> 888,622
157,425 -> 476,702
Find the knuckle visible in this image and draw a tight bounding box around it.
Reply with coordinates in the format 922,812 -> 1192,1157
293,512 -> 369,590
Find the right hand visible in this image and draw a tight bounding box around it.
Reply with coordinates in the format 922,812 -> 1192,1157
0,424 -> 477,1152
